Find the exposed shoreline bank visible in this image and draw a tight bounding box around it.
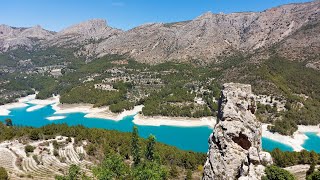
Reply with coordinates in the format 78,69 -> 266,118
262,124 -> 320,151
133,114 -> 216,128
0,94 -> 37,115
52,103 -> 144,121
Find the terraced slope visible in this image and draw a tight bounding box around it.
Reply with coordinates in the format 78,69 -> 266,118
0,136 -> 93,179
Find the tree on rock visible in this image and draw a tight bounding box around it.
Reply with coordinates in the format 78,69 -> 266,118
145,135 -> 156,161
0,167 -> 8,180
131,126 -> 141,165
5,118 -> 12,126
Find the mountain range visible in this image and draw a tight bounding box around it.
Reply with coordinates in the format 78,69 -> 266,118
0,1 -> 319,67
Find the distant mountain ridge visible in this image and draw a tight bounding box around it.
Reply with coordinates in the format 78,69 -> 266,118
0,1 -> 319,64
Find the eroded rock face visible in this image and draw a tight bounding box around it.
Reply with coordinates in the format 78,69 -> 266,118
0,24 -> 54,52
203,83 -> 272,180
1,1 -> 319,64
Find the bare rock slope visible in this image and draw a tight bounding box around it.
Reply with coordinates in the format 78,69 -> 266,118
203,83 -> 272,180
43,19 -> 123,49
0,1 -> 319,64
90,1 -> 320,63
0,25 -> 54,52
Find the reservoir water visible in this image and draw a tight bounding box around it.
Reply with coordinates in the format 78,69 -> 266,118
302,132 -> 320,153
1,103 -> 317,153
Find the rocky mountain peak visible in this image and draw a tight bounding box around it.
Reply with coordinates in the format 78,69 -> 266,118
203,83 -> 273,180
0,24 -> 54,52
0,25 -> 16,37
58,19 -> 110,36
43,19 -> 123,48
20,25 -> 54,39
196,11 -> 215,20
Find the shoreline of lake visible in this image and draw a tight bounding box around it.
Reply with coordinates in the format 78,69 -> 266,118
133,113 -> 216,128
262,124 -> 320,151
1,94 -> 320,152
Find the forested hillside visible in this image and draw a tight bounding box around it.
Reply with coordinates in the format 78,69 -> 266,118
0,120 -> 205,179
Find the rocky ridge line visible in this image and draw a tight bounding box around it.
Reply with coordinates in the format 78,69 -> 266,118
0,1 -> 319,64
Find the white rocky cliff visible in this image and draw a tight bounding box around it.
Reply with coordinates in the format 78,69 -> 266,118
203,83 -> 273,180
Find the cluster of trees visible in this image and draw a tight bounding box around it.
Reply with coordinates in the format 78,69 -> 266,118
307,167 -> 320,180
55,126 -> 194,180
92,127 -> 169,179
135,61 -> 220,118
203,93 -> 219,116
267,119 -> 298,136
0,121 -> 205,171
60,83 -> 127,108
271,148 -> 320,168
142,87 -> 214,118
143,102 -> 213,118
109,100 -> 135,113
262,165 -> 295,180
256,103 -> 278,115
56,164 -> 89,180
253,57 -> 320,135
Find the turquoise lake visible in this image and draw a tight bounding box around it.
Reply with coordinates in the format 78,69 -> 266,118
303,132 -> 320,153
1,103 -> 318,153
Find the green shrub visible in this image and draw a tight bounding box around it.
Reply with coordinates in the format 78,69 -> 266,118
29,130 -> 40,140
33,155 -> 40,165
186,169 -> 193,180
66,137 -> 72,143
0,167 -> 8,180
25,145 -> 35,154
307,170 -> 320,180
262,165 -> 295,180
53,149 -> 59,157
86,144 -> 96,156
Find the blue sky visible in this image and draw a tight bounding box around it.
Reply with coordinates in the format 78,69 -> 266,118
0,0 -> 312,31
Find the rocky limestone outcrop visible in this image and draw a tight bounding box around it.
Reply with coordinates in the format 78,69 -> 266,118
43,19 -> 123,48
89,1 -> 320,63
0,1 -> 319,64
203,83 -> 273,180
0,24 -> 54,51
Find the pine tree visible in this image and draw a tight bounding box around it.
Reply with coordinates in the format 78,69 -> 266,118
5,119 -> 12,126
131,126 -> 141,165
307,162 -> 316,177
145,135 -> 156,161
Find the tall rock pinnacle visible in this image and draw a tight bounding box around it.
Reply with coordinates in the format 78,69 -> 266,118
203,83 -> 273,180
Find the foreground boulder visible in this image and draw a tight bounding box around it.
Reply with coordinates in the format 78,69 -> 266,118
203,83 -> 272,180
